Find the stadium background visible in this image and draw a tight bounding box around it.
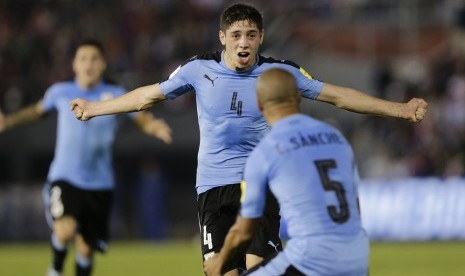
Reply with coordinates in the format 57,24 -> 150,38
0,0 -> 464,275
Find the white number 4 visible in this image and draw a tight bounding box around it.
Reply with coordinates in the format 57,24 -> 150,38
203,225 -> 213,250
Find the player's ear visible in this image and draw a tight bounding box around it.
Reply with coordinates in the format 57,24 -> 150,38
219,30 -> 226,46
259,29 -> 264,45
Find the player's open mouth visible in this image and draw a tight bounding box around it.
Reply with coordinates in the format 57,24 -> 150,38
237,52 -> 251,65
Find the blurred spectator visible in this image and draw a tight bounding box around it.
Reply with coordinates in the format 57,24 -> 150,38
372,57 -> 394,99
452,3 -> 465,59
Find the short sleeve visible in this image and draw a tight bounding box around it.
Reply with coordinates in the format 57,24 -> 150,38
287,64 -> 324,100
42,84 -> 61,112
159,60 -> 196,100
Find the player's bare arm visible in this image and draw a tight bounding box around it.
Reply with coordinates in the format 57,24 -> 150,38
0,101 -> 46,132
133,112 -> 173,144
204,217 -> 259,276
317,83 -> 428,123
70,83 -> 166,121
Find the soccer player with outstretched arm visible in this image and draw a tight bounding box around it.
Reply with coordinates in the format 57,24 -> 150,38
0,39 -> 172,276
70,3 -> 426,275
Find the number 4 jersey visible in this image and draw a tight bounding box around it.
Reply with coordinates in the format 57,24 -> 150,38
159,51 -> 323,194
241,113 -> 369,275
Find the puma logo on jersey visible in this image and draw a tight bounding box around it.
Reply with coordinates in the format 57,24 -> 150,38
204,74 -> 218,86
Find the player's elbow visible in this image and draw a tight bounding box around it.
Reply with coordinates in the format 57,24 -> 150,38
319,83 -> 356,111
327,90 -> 352,110
136,84 -> 166,111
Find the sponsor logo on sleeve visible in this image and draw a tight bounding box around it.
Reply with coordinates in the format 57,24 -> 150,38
299,67 -> 314,80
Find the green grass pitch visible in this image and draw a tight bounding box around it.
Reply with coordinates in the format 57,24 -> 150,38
0,240 -> 464,275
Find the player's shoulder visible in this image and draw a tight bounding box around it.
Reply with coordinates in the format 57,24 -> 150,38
303,116 -> 349,144
45,80 -> 74,95
160,52 -> 222,82
258,55 -> 320,82
98,81 -> 126,99
181,51 -> 222,66
101,79 -> 125,91
42,81 -> 75,105
294,114 -> 333,132
258,54 -> 300,69
49,80 -> 74,89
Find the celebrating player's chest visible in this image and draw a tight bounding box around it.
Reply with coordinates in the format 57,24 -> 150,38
195,73 -> 261,119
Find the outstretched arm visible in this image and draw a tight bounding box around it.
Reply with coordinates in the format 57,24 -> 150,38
132,111 -> 173,144
203,216 -> 259,276
0,101 -> 46,132
317,83 -> 428,123
70,84 -> 166,121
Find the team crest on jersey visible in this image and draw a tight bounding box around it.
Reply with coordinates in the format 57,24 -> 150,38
100,92 -> 114,101
299,67 -> 314,80
240,180 -> 246,202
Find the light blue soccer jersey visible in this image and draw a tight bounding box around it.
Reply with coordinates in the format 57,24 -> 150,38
241,114 -> 369,275
42,80 -> 127,190
159,51 -> 323,194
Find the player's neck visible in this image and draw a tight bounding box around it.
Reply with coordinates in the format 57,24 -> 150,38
264,106 -> 299,127
223,51 -> 257,72
75,78 -> 100,90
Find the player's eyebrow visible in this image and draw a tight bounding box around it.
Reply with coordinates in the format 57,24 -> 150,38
230,30 -> 259,35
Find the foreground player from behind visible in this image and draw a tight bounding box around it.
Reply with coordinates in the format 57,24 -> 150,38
204,68 -> 369,275
70,3 -> 424,274
0,39 -> 172,276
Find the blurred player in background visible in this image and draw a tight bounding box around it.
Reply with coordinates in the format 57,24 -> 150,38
204,68 -> 369,276
70,3 -> 426,275
0,39 -> 172,276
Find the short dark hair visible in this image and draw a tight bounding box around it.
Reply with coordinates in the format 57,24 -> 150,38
220,3 -> 263,32
74,39 -> 105,58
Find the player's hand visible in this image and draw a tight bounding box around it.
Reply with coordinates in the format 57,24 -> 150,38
404,98 -> 428,123
142,113 -> 173,144
70,98 -> 93,121
203,254 -> 222,276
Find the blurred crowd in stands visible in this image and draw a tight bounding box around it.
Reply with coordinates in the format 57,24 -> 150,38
353,1 -> 465,179
0,0 -> 464,179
